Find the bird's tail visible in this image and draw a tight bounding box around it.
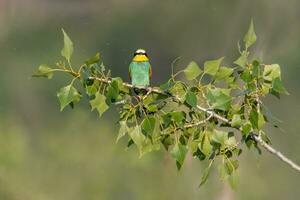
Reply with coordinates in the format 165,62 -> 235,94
133,88 -> 147,96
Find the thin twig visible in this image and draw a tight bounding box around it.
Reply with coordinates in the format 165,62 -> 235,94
184,113 -> 213,128
142,88 -> 152,101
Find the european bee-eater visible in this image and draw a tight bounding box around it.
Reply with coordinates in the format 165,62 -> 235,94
129,49 -> 152,87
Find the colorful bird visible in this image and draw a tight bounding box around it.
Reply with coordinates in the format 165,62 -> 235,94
129,49 -> 152,87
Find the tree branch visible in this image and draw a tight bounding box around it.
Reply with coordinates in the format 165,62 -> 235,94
89,76 -> 300,173
252,134 -> 300,172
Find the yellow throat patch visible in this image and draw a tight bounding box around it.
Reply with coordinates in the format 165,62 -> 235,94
133,55 -> 149,62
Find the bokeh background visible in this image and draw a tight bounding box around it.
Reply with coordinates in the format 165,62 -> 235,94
0,0 -> 300,199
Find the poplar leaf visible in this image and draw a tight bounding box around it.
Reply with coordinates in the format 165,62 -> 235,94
184,61 -> 202,80
57,84 -> 81,111
128,126 -> 146,153
169,81 -> 186,102
116,121 -> 128,143
244,20 -> 257,49
231,114 -> 242,127
250,109 -> 265,129
234,51 -> 248,67
272,77 -> 289,95
170,143 -> 188,170
242,122 -> 252,136
215,67 -> 234,81
199,132 -> 212,156
228,170 -> 239,190
85,52 -> 100,66
206,88 -> 232,111
204,57 -> 224,76
139,141 -> 161,158
90,92 -> 109,117
33,64 -> 54,79
61,28 -> 74,62
218,164 -> 228,181
211,130 -> 228,145
199,164 -> 212,187
263,64 -> 281,81
185,91 -> 197,108
170,112 -> 186,125
141,117 -> 156,135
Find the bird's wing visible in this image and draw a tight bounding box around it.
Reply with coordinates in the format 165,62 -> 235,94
149,65 -> 152,80
129,63 -> 132,81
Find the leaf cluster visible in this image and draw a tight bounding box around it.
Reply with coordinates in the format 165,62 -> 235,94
33,21 -> 288,189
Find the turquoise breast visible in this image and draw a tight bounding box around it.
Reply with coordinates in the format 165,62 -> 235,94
129,61 -> 151,87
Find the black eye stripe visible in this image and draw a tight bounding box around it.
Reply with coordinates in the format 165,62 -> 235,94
133,52 -> 148,56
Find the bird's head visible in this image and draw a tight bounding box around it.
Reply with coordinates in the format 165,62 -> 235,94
132,49 -> 149,62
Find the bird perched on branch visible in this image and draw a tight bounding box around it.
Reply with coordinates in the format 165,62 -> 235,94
129,49 -> 152,87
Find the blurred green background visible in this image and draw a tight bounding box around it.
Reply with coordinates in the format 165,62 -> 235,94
0,0 -> 300,199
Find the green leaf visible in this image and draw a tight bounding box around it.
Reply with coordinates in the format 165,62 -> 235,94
90,92 -> 109,117
249,109 -> 259,129
116,121 -> 128,143
204,57 -> 224,76
160,81 -> 175,91
244,20 -> 257,49
184,61 -> 202,80
161,135 -> 173,150
170,112 -> 186,125
61,28 -> 74,62
80,66 -> 93,86
224,133 -> 237,147
128,126 -> 146,152
146,104 -> 158,112
199,163 -> 212,187
139,140 -> 160,158
185,91 -> 197,108
215,67 -> 234,81
234,51 -> 248,67
141,117 -> 156,135
57,84 -> 81,111
85,52 -> 100,66
169,81 -> 186,102
231,114 -> 242,127
228,170 -> 238,190
225,160 -> 239,175
240,69 -> 252,83
33,64 -> 54,79
112,77 -> 129,93
258,113 -> 266,129
128,126 -> 155,158
218,164 -> 228,181
252,60 -> 260,78
250,109 -> 265,129
263,64 -> 281,82
211,130 -> 228,145
199,132 -> 212,156
272,77 -> 289,95
86,83 -> 98,96
206,88 -> 232,111
106,80 -> 120,102
170,143 -> 188,170
242,122 -> 252,136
